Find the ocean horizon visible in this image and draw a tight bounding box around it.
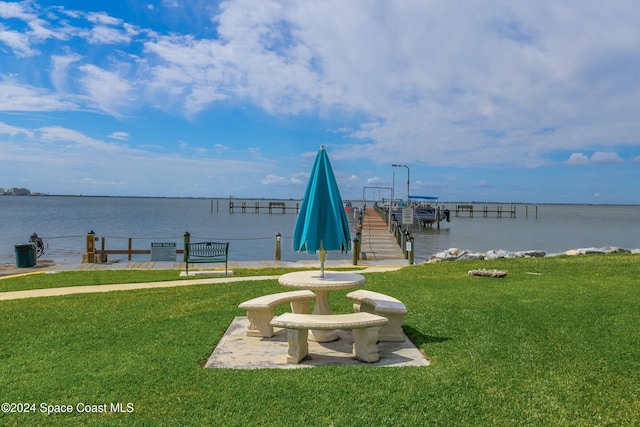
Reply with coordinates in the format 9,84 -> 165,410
1,196 -> 639,265
6,193 -> 640,206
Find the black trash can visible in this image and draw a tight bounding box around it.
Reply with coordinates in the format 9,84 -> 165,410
15,243 -> 36,268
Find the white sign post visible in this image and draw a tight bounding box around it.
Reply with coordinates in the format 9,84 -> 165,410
402,208 -> 414,225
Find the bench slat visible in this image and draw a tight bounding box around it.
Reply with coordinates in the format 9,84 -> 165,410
239,291 -> 316,310
346,290 -> 407,342
270,312 -> 388,363
270,312 -> 387,330
239,291 -> 316,338
346,290 -> 407,313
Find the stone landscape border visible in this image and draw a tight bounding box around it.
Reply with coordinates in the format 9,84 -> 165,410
427,246 -> 640,263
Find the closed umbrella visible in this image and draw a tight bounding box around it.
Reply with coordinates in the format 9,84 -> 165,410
293,146 -> 351,277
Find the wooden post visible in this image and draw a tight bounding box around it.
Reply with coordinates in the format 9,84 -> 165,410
408,236 -> 414,264
183,232 -> 190,262
352,237 -> 359,265
275,233 -> 281,261
128,238 -> 133,261
86,231 -> 95,263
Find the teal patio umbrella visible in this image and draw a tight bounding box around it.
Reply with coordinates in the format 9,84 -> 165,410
293,146 -> 351,277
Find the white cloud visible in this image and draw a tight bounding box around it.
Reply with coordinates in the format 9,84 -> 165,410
38,126 -> 121,152
83,25 -> 132,44
261,172 -> 308,185
85,12 -> 123,26
261,174 -> 288,184
1,0 -> 640,176
78,64 -> 135,116
590,151 -> 624,165
0,122 -> 34,138
567,151 -> 624,165
290,171 -> 308,184
0,1 -> 36,20
51,53 -> 82,93
0,2 -> 70,56
109,131 -> 129,141
566,153 -> 589,165
0,24 -> 38,57
0,79 -> 79,111
0,123 -> 269,196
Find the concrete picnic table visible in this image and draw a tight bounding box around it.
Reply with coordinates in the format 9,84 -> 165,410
278,270 -> 366,342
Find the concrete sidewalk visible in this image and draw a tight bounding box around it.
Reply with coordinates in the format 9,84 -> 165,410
0,260 -> 406,300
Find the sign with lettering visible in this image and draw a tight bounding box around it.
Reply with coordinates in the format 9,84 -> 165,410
402,208 -> 414,225
150,242 -> 176,261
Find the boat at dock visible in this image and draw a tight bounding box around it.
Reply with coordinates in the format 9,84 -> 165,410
375,196 -> 451,228
410,196 -> 450,227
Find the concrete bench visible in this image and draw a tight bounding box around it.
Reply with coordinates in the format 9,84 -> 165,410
238,291 -> 316,338
346,290 -> 407,342
269,312 -> 388,363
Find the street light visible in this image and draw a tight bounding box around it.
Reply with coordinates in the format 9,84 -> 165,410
392,164 -> 410,201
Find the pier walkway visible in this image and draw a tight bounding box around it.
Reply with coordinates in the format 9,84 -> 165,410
359,208 -> 406,261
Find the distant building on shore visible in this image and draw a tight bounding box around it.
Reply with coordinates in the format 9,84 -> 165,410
1,187 -> 32,196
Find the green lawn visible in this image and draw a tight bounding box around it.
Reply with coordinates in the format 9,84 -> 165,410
1,254 -> 638,426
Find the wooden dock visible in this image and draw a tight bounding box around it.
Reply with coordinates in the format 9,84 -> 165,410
229,201 -> 299,214
455,204 -> 516,218
358,209 -> 406,261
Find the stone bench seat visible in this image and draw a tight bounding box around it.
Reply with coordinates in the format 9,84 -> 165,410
238,290 -> 316,337
346,290 -> 407,342
269,312 -> 388,363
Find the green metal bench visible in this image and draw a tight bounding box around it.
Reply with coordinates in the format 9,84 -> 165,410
184,241 -> 229,275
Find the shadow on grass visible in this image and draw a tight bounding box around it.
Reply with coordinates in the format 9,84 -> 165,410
403,324 -> 451,347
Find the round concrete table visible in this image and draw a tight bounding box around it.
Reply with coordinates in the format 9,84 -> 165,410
278,271 -> 366,342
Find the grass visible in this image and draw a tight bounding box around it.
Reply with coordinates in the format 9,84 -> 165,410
0,254 -> 638,426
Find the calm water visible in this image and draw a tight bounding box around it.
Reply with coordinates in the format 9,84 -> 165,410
1,196 -> 639,264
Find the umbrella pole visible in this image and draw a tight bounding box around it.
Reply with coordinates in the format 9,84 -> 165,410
320,249 -> 327,278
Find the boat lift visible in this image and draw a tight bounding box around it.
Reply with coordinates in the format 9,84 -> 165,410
408,195 -> 451,228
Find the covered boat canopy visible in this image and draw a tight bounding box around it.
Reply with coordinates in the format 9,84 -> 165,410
409,195 -> 439,200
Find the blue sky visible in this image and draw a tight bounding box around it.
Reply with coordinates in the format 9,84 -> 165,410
1,0 -> 639,203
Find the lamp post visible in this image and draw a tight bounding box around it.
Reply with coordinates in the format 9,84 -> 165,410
392,164 -> 410,201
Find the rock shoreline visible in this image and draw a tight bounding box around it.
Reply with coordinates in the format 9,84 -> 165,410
426,246 -> 640,263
